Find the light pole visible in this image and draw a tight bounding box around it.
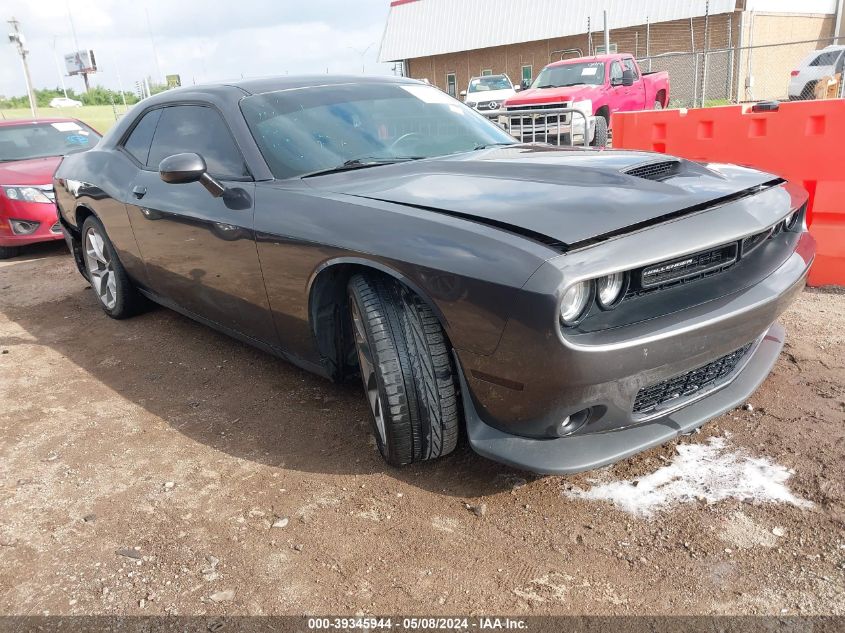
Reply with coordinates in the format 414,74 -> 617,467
52,36 -> 69,98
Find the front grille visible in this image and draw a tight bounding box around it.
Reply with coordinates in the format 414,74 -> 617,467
624,160 -> 681,181
505,102 -> 570,112
633,342 -> 754,415
476,100 -> 501,111
640,243 -> 738,289
741,227 -> 773,256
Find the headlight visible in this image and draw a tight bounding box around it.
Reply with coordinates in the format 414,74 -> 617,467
596,273 -> 627,309
785,208 -> 801,231
559,281 -> 592,325
467,102 -> 477,108
3,186 -> 53,204
572,99 -> 593,117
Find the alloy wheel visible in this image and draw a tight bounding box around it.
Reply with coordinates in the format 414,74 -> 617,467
350,298 -> 387,446
83,226 -> 117,310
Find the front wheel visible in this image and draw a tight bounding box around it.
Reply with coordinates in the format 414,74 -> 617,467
348,274 -> 460,467
590,116 -> 609,147
81,215 -> 144,319
0,246 -> 20,260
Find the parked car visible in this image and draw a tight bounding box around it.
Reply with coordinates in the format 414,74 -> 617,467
501,54 -> 670,146
461,74 -> 519,118
0,118 -> 101,258
54,76 -> 813,475
788,45 -> 845,100
49,97 -> 84,108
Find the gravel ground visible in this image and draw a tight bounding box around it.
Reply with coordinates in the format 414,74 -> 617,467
0,242 -> 843,617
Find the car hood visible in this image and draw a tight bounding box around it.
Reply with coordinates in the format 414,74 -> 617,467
466,88 -> 515,103
0,156 -> 63,186
504,84 -> 603,107
305,145 -> 781,249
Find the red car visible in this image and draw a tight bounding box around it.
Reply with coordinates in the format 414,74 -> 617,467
0,118 -> 101,258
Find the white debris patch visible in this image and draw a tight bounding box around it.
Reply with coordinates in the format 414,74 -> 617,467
564,437 -> 813,518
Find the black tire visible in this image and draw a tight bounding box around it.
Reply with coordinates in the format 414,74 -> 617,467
591,115 -> 609,147
80,215 -> 145,319
348,273 -> 460,467
0,246 -> 20,259
800,82 -> 817,100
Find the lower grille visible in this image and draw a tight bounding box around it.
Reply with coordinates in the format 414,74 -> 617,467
633,342 -> 754,415
50,221 -> 62,234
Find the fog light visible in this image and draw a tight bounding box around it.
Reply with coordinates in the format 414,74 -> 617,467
9,219 -> 40,235
556,409 -> 590,437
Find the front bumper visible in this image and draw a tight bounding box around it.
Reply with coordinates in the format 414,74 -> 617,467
461,322 -> 785,475
0,199 -> 63,247
456,183 -> 814,474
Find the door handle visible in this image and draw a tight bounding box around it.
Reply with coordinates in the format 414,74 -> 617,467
132,185 -> 147,199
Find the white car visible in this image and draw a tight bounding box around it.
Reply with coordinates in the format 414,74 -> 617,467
461,74 -> 519,117
788,45 -> 844,100
49,97 -> 83,108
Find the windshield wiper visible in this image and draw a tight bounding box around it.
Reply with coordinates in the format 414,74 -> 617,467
472,142 -> 517,151
301,156 -> 423,178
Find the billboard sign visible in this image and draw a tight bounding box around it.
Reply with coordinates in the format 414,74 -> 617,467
64,50 -> 97,76
166,74 -> 181,88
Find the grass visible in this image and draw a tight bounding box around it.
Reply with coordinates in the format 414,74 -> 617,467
0,104 -> 132,134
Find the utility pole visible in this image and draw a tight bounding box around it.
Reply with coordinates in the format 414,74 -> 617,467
145,7 -> 163,86
7,18 -> 37,118
603,10 -> 610,54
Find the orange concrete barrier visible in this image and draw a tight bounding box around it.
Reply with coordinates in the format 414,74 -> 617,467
613,100 -> 845,287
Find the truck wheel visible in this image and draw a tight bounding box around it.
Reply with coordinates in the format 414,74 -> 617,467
654,100 -> 664,110
81,215 -> 145,319
590,116 -> 609,147
348,273 -> 460,467
0,246 -> 20,259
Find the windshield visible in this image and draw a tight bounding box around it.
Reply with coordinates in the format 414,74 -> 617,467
240,82 -> 516,179
532,61 -> 606,88
0,121 -> 101,162
468,76 -> 512,93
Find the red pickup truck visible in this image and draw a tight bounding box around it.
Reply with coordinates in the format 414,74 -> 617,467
502,54 -> 670,146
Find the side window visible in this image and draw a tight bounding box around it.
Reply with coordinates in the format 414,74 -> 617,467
610,62 -> 623,83
122,109 -> 162,166
623,58 -> 640,79
147,105 -> 248,178
810,51 -> 840,66
836,52 -> 844,73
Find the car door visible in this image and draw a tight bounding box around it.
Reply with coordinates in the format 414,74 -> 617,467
123,104 -> 278,346
622,58 -> 646,110
608,61 -> 627,113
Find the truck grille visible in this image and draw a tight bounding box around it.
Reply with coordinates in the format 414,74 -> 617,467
633,342 -> 754,415
640,243 -> 738,289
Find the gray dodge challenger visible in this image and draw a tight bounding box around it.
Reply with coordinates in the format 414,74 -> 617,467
53,76 -> 815,474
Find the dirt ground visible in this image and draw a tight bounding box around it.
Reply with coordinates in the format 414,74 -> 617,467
1,242 -> 843,617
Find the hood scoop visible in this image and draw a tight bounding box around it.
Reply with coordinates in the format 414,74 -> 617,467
623,160 -> 682,181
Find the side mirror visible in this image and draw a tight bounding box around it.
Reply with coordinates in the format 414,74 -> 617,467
622,69 -> 635,87
159,152 -> 225,198
460,90 -> 467,97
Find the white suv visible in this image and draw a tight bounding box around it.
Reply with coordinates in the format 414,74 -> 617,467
461,75 -> 519,118
788,45 -> 844,100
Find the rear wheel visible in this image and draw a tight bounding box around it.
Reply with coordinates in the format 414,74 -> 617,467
348,273 -> 460,467
81,215 -> 144,319
591,115 -> 609,147
0,246 -> 20,260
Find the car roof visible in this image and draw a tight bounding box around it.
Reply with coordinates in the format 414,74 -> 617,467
0,117 -> 82,128
167,74 -> 421,98
547,54 -> 626,68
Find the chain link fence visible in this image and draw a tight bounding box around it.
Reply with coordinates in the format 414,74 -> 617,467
638,36 -> 845,109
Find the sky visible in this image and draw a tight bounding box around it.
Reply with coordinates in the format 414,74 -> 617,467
1,0 -> 396,98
